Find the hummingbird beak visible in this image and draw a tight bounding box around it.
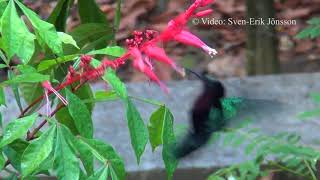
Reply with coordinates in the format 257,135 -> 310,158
184,68 -> 215,84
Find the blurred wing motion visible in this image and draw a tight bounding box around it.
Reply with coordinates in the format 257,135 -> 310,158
174,69 -> 288,159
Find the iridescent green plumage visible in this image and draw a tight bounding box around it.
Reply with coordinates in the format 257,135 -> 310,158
221,97 -> 243,120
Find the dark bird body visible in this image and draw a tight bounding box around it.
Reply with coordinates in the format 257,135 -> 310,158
174,70 -> 226,158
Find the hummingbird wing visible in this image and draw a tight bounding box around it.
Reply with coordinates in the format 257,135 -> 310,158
221,97 -> 290,128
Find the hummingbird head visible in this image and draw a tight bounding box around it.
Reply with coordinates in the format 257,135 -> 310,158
185,68 -> 225,98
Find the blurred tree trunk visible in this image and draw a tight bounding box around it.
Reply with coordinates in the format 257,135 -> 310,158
246,0 -> 280,75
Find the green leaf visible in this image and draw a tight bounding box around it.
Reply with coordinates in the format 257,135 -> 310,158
148,106 -> 165,151
307,17 -> 320,25
0,151 -> 4,170
59,124 -> 94,176
91,59 -> 128,100
78,0 -> 108,24
103,68 -> 128,99
54,125 -> 80,180
298,109 -> 320,120
1,0 -> 35,63
0,64 -> 7,69
296,25 -> 320,39
95,91 -> 119,102
15,0 -> 63,55
20,83 -> 43,113
149,106 -> 177,179
7,70 -> 23,111
0,114 -> 37,148
3,139 -> 29,171
87,166 -> 109,180
87,46 -> 125,57
310,92 -> 320,103
37,54 -> 78,72
0,87 -> 5,106
66,88 -> 94,138
2,73 -> 50,85
70,23 -> 113,48
58,32 -> 80,49
56,84 -> 94,135
126,99 -> 148,163
0,1 -> 7,18
21,124 -> 56,177
47,0 -> 74,31
79,138 -> 126,180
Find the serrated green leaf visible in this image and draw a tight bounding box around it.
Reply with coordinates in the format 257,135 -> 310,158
58,32 -> 80,49
61,124 -> 94,176
20,83 -> 43,113
103,68 -> 128,99
37,54 -> 78,72
0,114 -> 37,148
3,139 -> 29,171
0,1 -> 7,18
15,0 -> 63,55
79,138 -> 125,180
21,124 -> 56,177
95,91 -> 119,102
91,59 -> 128,100
47,0 -> 74,31
78,0 -> 109,25
54,125 -> 80,180
70,23 -> 113,48
7,70 -> 23,114
16,64 -> 37,74
87,46 -> 125,57
126,99 -> 148,164
87,166 -> 109,180
2,73 -> 50,85
56,84 -> 94,135
161,106 -> 177,179
148,106 -> 165,151
66,88 -> 93,138
1,0 -> 35,64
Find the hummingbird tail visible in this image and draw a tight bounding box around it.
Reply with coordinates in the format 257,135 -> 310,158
174,131 -> 212,159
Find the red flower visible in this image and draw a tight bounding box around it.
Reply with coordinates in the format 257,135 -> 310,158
130,47 -> 169,93
142,42 -> 184,75
45,0 -> 216,94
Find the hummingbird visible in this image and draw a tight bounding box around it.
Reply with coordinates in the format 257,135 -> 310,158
174,69 -> 228,159
174,69 -> 287,159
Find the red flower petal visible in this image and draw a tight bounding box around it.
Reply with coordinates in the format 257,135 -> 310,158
174,30 -> 217,57
195,9 -> 213,17
143,44 -> 184,75
130,47 -> 168,93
